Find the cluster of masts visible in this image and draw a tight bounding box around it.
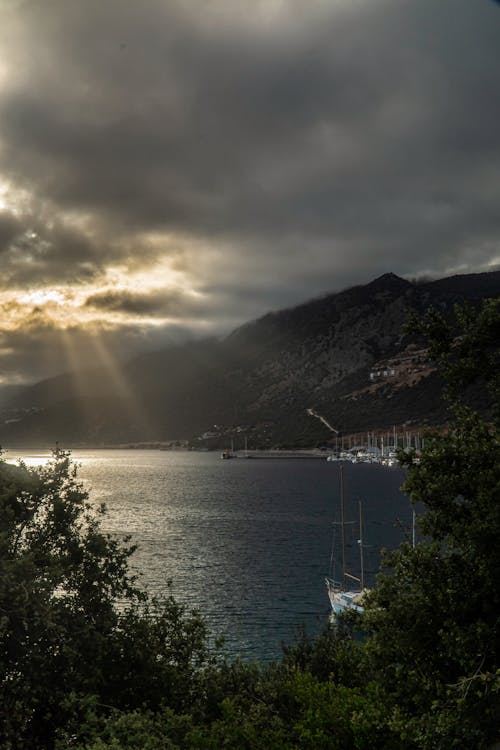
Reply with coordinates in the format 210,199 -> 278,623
308,409 -> 424,466
326,450 -> 400,467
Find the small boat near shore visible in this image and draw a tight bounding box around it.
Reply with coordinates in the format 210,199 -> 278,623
221,440 -> 236,459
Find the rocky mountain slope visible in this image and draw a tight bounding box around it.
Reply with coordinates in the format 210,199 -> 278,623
1,271 -> 499,448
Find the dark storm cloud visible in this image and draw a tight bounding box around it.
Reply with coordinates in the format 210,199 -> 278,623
1,0 -> 499,243
85,288 -> 195,317
84,282 -> 285,323
1,1 -> 409,236
1,0 -> 500,382
0,206 -> 122,287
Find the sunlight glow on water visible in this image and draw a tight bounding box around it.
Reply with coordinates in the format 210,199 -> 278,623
6,451 -> 54,467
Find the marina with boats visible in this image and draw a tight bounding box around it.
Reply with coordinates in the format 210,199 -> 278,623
220,444 -> 409,467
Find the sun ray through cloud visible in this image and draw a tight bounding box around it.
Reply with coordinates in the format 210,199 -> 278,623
85,331 -> 153,441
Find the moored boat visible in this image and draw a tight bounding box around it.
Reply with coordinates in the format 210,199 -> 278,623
325,582 -> 366,615
221,439 -> 236,459
326,463 -> 368,617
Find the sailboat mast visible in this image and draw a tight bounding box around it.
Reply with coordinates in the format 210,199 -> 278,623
340,464 -> 347,589
359,500 -> 365,591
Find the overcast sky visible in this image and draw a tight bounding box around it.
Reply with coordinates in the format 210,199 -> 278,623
1,0 -> 499,384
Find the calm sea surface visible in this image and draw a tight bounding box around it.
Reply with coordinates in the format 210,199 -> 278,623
8,449 -> 411,661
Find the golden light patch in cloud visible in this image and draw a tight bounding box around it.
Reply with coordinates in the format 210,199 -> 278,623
18,289 -> 67,307
0,252 -> 201,335
1,286 -> 82,330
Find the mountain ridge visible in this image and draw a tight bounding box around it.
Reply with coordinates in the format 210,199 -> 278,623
1,270 -> 499,447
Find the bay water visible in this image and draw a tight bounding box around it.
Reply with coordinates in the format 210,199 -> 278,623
8,449 -> 411,661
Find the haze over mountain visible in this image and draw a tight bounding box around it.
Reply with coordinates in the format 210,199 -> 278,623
1,270 -> 499,449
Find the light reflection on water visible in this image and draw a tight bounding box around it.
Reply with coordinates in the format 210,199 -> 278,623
6,449 -> 409,661
6,451 -> 53,467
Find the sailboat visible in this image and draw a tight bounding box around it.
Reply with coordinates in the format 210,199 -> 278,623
325,464 -> 367,616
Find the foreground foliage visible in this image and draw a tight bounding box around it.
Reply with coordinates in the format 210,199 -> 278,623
365,299 -> 500,748
0,299 -> 499,749
0,452 -> 209,749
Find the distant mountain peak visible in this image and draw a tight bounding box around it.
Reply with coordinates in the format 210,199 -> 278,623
366,272 -> 411,289
374,272 -> 404,282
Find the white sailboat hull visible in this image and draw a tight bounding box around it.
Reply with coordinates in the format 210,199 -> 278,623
326,577 -> 365,615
